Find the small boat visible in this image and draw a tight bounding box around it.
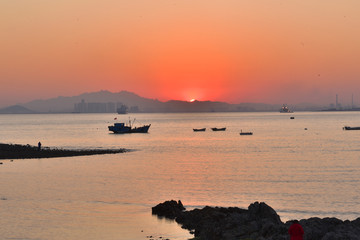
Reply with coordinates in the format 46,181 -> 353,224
211,127 -> 226,131
193,128 -> 206,132
108,119 -> 151,133
290,117 -> 295,119
240,130 -> 253,135
343,126 -> 360,130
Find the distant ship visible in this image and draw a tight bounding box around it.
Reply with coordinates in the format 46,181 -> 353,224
117,105 -> 128,114
240,130 -> 253,135
280,104 -> 293,113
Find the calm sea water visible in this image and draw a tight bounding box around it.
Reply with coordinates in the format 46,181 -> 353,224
1,112 -> 360,240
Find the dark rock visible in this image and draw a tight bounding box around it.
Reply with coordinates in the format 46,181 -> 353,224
299,217 -> 342,240
303,217 -> 360,240
153,200 -> 360,240
248,201 -> 282,225
152,200 -> 185,219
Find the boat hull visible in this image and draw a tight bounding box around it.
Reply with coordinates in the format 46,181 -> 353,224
343,126 -> 360,130
211,128 -> 226,131
240,132 -> 253,135
108,124 -> 151,134
193,128 -> 206,132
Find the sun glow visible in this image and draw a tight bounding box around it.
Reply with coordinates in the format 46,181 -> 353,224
189,99 -> 196,102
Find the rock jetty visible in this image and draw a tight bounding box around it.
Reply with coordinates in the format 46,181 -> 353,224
0,143 -> 126,159
152,200 -> 360,240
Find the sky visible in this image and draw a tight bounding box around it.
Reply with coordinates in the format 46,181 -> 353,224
1,0 -> 360,107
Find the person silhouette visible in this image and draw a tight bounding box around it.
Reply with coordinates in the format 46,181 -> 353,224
38,142 -> 41,151
288,219 -> 304,240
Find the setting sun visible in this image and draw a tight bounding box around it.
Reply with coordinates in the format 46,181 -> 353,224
189,99 -> 196,102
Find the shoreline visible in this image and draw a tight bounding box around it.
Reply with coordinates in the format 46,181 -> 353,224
0,143 -> 126,159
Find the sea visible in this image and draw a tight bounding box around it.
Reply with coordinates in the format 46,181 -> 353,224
1,112 -> 360,240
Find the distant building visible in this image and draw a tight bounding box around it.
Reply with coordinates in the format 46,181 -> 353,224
336,94 -> 339,110
93,102 -> 104,112
74,100 -> 118,113
107,102 -> 116,113
74,99 -> 87,113
74,100 -> 140,113
129,106 -> 139,113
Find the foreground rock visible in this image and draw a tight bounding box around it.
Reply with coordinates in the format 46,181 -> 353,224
0,143 -> 126,159
152,200 -> 360,240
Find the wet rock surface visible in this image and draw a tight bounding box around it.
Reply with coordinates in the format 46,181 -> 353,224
152,200 -> 360,240
0,143 -> 126,159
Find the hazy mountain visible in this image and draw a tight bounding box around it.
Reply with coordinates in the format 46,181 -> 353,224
20,90 -> 245,113
0,105 -> 36,114
235,102 -> 280,112
163,100 -> 233,112
22,90 -> 164,113
290,102 -> 326,111
10,90 -> 309,113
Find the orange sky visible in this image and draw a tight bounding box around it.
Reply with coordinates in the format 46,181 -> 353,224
1,0 -> 360,107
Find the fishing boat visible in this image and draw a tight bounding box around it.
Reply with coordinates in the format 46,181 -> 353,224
211,127 -> 226,131
280,104 -> 293,113
193,128 -> 206,132
108,119 -> 151,133
240,130 -> 253,135
343,126 -> 360,130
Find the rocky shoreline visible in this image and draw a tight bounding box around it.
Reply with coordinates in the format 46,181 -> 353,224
152,200 -> 360,240
0,143 -> 126,159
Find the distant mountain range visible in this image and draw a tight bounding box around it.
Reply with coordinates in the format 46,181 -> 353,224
0,105 -> 37,114
0,90 -> 324,114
